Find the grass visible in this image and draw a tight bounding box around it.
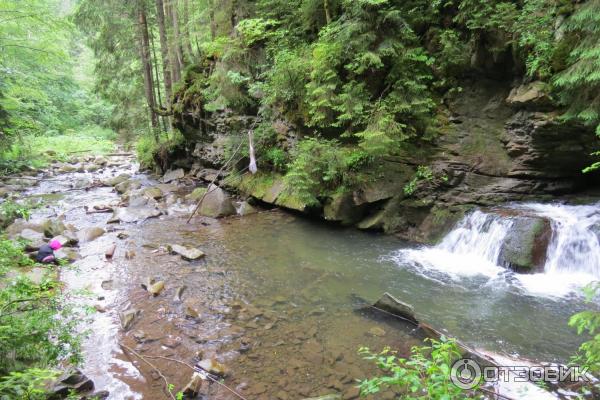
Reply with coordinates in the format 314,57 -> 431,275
0,125 -> 116,174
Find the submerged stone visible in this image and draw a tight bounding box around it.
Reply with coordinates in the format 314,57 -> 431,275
76,227 -> 105,243
367,327 -> 386,337
103,173 -> 131,187
148,281 -> 165,296
182,372 -> 205,397
108,206 -> 161,223
119,309 -> 139,331
301,395 -> 342,400
170,244 -> 205,260
197,359 -> 227,377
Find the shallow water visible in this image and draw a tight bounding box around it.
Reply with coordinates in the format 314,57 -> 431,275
20,159 -> 597,399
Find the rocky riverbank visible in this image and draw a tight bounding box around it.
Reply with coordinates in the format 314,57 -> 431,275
168,78 -> 600,248
2,153 -> 420,399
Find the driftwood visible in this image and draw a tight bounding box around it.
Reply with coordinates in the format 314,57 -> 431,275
105,153 -> 134,157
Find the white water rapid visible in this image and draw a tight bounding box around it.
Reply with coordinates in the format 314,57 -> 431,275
391,202 -> 600,297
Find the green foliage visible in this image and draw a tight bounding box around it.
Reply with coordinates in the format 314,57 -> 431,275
303,0 -> 437,156
359,337 -> 475,399
236,18 -> 279,46
569,282 -> 600,375
0,0 -> 113,147
264,147 -> 288,172
554,0 -> 600,127
514,0 -> 557,79
285,137 -> 367,205
0,368 -> 59,400
0,237 -> 81,397
136,129 -> 185,169
404,166 -> 435,196
0,201 -> 32,229
261,47 -> 311,120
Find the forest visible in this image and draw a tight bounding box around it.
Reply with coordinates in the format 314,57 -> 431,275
0,0 -> 600,399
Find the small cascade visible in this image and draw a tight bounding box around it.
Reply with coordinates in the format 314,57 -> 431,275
517,203 -> 600,278
437,210 -> 513,265
391,202 -> 600,296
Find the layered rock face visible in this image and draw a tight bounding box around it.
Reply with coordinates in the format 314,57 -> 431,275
174,78 -> 600,243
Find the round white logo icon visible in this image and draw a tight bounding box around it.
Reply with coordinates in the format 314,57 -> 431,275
450,358 -> 481,389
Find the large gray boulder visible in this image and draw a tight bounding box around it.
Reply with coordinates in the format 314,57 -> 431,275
162,168 -> 185,183
115,179 -> 141,194
18,229 -> 46,250
198,184 -> 236,218
324,192 -> 365,225
499,215 -> 551,273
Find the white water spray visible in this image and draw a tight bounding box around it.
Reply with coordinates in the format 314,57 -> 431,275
391,203 -> 600,296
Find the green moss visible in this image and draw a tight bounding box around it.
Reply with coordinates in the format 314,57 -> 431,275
237,172 -> 279,199
275,191 -> 308,212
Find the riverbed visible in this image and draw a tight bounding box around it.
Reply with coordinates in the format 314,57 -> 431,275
18,155 -> 597,399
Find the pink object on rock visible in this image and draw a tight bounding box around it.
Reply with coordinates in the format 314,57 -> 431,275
49,239 -> 62,250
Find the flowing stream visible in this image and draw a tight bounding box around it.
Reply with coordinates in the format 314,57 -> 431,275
18,158 -> 600,399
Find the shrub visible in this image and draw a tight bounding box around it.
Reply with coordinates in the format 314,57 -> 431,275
569,282 -> 600,376
359,337 -> 476,399
284,137 -> 367,205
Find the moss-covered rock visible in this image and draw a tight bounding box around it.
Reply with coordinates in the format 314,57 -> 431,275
198,184 -> 236,218
499,216 -> 551,272
323,192 -> 366,225
185,187 -> 208,203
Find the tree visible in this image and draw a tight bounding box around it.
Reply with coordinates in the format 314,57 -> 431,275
155,0 -> 174,109
138,0 -> 159,130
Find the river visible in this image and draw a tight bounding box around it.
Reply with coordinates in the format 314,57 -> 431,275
19,154 -> 599,399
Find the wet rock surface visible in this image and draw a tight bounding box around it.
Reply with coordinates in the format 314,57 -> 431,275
499,215 -> 552,272
197,184 -> 236,218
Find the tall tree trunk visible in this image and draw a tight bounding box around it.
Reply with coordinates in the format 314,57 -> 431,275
155,0 -> 173,109
138,2 -> 158,132
169,0 -> 185,82
208,0 -> 216,40
324,0 -> 331,24
150,31 -> 169,132
182,0 -> 194,59
230,0 -> 237,32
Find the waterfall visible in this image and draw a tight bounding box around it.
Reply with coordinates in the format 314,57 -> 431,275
516,203 -> 600,277
437,210 -> 513,265
391,202 -> 600,296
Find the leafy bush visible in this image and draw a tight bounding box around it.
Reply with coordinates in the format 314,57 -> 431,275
0,368 -> 59,400
570,282 -> 600,376
0,201 -> 33,229
359,337 -> 475,399
284,137 -> 367,205
404,166 -> 435,196
0,238 -> 81,400
136,130 -> 185,170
